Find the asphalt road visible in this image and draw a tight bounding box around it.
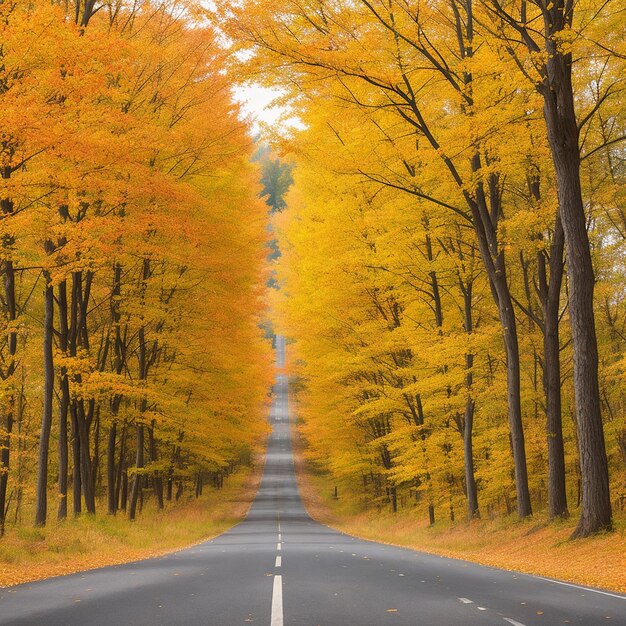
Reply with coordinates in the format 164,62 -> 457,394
1,337 -> 624,625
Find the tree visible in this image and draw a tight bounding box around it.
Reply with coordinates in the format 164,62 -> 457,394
482,0 -> 619,536
0,0 -> 271,531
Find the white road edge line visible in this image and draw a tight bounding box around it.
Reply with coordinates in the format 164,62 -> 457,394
275,556 -> 282,567
271,574 -> 283,626
503,618 -> 526,626
458,598 -> 473,604
531,576 -> 626,600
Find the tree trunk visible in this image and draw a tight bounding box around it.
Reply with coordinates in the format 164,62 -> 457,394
107,423 -> 117,515
35,280 -> 55,527
57,280 -> 70,521
71,405 -> 82,516
166,468 -> 173,501
0,174 -> 18,536
460,277 -> 479,519
92,406 -> 100,497
77,400 -> 96,514
128,423 -> 144,521
0,409 -> 12,536
541,41 -> 611,537
470,201 -> 532,518
539,217 -> 569,519
463,394 -> 478,518
120,469 -> 128,512
527,172 -> 569,520
500,303 -> 531,518
57,380 -> 69,521
0,258 -> 18,535
148,423 -> 164,510
115,421 -> 127,510
129,262 -> 151,520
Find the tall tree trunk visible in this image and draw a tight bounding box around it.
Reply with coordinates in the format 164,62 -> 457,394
69,270 -> 97,515
77,400 -> 96,514
0,408 -> 12,536
129,261 -> 151,520
148,422 -> 164,510
129,318 -> 149,520
0,167 -> 18,536
71,405 -> 82,516
538,216 -> 569,518
0,258 -> 17,535
120,470 -> 128,512
35,280 -> 55,527
57,280 -> 70,520
115,421 -> 127,510
540,31 -> 611,537
68,272 -> 82,516
461,280 -> 479,518
128,423 -> 144,521
463,394 -> 478,518
92,404 -> 100,498
542,307 -> 568,518
525,173 -> 569,520
107,423 -> 117,515
57,380 -> 69,521
469,188 -> 532,518
166,471 -> 173,501
108,263 -> 125,515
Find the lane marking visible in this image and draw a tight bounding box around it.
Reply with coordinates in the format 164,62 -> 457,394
277,543 -> 281,551
271,575 -> 283,626
531,576 -> 626,601
503,619 -> 526,626
477,607 -> 487,611
458,598 -> 473,604
278,533 -> 281,541
275,556 -> 282,567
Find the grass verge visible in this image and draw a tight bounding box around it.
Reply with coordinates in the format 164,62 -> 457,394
292,425 -> 626,594
0,458 -> 263,588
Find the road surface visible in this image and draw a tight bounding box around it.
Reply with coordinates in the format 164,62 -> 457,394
1,336 -> 624,625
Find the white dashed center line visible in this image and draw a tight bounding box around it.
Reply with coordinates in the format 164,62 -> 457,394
503,618 -> 526,626
458,598 -> 473,604
275,556 -> 282,568
277,543 -> 281,551
271,575 -> 283,626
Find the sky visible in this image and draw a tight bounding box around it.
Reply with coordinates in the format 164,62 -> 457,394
233,84 -> 302,135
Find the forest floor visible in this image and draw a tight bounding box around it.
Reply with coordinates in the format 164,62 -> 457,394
0,458 -> 264,588
292,431 -> 626,594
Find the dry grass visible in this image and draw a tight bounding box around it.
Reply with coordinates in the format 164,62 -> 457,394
292,427 -> 626,594
0,457 -> 263,588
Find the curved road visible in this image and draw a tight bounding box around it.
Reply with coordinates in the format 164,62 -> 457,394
1,337 -> 624,625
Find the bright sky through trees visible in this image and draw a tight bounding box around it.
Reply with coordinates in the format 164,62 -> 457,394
233,85 -> 301,133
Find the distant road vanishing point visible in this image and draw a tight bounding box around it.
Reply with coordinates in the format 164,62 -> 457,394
1,337 -> 624,625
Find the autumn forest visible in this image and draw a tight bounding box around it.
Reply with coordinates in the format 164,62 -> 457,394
223,0 -> 626,540
0,0 -> 625,578
0,0 -> 272,539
